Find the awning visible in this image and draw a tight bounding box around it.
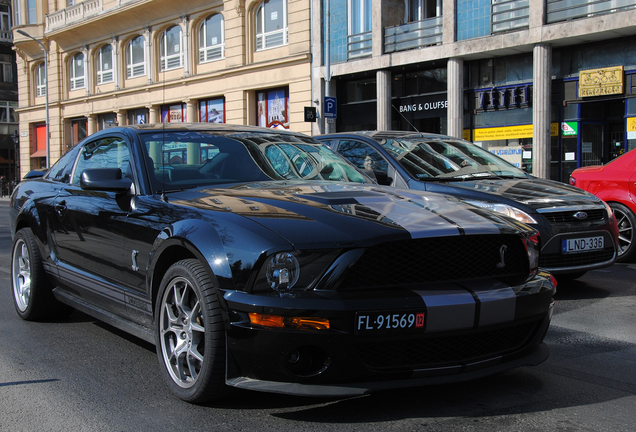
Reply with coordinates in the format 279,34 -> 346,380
30,149 -> 47,158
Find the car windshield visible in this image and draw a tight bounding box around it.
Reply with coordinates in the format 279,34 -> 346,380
377,137 -> 528,180
141,130 -> 370,192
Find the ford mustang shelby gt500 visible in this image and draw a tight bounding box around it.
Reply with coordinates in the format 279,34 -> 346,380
10,124 -> 556,403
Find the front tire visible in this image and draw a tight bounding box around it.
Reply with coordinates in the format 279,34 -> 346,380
610,202 -> 636,263
12,228 -> 69,320
155,259 -> 226,403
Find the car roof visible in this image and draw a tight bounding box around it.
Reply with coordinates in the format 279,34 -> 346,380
99,122 -> 308,137
320,131 -> 460,142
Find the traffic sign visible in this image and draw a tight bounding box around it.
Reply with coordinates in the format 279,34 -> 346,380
324,96 -> 337,119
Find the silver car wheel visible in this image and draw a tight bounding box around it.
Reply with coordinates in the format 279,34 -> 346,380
159,276 -> 206,389
12,238 -> 32,313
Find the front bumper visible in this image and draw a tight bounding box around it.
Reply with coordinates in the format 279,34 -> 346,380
220,274 -> 556,397
539,229 -> 616,274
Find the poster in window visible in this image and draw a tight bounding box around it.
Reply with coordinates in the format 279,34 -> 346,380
257,88 -> 288,129
200,98 -> 225,123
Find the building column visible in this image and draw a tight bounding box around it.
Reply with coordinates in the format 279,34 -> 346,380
83,45 -> 91,96
116,110 -> 126,126
87,114 -> 97,135
145,27 -> 153,84
112,37 -> 120,90
377,70 -> 391,131
533,43 -> 552,179
148,105 -> 160,123
181,15 -> 190,77
447,57 -> 463,139
186,99 -> 197,122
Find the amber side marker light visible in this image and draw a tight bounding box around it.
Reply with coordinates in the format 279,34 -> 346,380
248,313 -> 330,330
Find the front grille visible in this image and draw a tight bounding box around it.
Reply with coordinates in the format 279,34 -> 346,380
542,209 -> 605,224
356,320 -> 540,370
540,247 -> 614,269
340,235 -> 528,289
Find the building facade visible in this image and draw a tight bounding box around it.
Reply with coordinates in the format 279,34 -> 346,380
12,0 -> 312,176
311,0 -> 636,182
0,0 -> 17,193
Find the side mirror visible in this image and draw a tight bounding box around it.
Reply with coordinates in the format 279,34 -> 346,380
80,168 -> 132,192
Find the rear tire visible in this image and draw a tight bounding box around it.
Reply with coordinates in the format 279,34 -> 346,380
11,228 -> 72,320
155,259 -> 226,403
610,202 -> 636,263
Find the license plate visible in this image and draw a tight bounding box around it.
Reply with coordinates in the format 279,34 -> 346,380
561,236 -> 604,253
355,311 -> 425,334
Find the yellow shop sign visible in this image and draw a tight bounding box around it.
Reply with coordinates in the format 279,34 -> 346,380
579,66 -> 624,98
473,123 -> 558,141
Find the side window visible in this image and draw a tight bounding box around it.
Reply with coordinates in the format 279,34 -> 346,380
47,146 -> 81,183
336,140 -> 388,172
71,137 -> 132,185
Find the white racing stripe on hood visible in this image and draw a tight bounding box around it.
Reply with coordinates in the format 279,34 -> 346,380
356,189 -> 501,239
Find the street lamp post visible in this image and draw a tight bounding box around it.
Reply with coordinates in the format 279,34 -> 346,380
16,29 -> 49,169
11,130 -> 18,184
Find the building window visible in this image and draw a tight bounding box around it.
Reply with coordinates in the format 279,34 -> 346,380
199,14 -> 224,63
406,0 -> 439,22
0,61 -> 12,82
127,108 -> 149,125
347,0 -> 372,59
456,0 -> 490,41
96,44 -> 113,84
127,35 -> 146,78
1,5 -> 11,31
199,98 -> 225,123
256,87 -> 288,129
0,101 -> 17,123
71,118 -> 87,146
255,0 -> 288,51
27,0 -> 36,24
70,52 -> 85,91
161,103 -> 186,123
160,25 -> 183,71
36,63 -> 46,96
14,0 -> 21,26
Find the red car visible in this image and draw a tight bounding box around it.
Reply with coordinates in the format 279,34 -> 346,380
570,149 -> 636,262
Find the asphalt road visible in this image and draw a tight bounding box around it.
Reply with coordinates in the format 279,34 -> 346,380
1,198 -> 635,431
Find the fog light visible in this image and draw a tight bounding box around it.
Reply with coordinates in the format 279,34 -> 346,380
284,346 -> 330,377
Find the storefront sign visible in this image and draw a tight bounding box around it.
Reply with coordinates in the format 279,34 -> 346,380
561,122 -> 578,136
579,66 -> 624,98
473,123 -> 558,141
627,117 -> 636,140
475,85 -> 531,111
394,94 -> 448,119
489,146 -> 523,168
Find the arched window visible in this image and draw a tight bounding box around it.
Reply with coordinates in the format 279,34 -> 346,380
36,63 -> 46,97
96,44 -> 114,84
127,35 -> 146,78
70,52 -> 85,90
255,0 -> 287,51
160,25 -> 183,71
199,14 -> 224,63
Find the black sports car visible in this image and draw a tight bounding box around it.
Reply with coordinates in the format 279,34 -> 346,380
10,124 -> 556,403
318,131 -> 620,280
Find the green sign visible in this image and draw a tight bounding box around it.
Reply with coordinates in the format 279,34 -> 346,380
561,122 -> 578,136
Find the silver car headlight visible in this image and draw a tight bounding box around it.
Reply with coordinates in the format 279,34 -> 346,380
464,200 -> 537,225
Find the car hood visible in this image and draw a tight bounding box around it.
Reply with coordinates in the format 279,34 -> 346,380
426,177 -> 603,211
172,181 -> 532,248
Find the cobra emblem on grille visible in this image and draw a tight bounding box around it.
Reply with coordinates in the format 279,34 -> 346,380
573,211 -> 588,220
496,245 -> 508,269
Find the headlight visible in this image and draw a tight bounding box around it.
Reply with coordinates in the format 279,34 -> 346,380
252,250 -> 341,292
523,232 -> 541,276
464,200 -> 537,224
266,252 -> 300,291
